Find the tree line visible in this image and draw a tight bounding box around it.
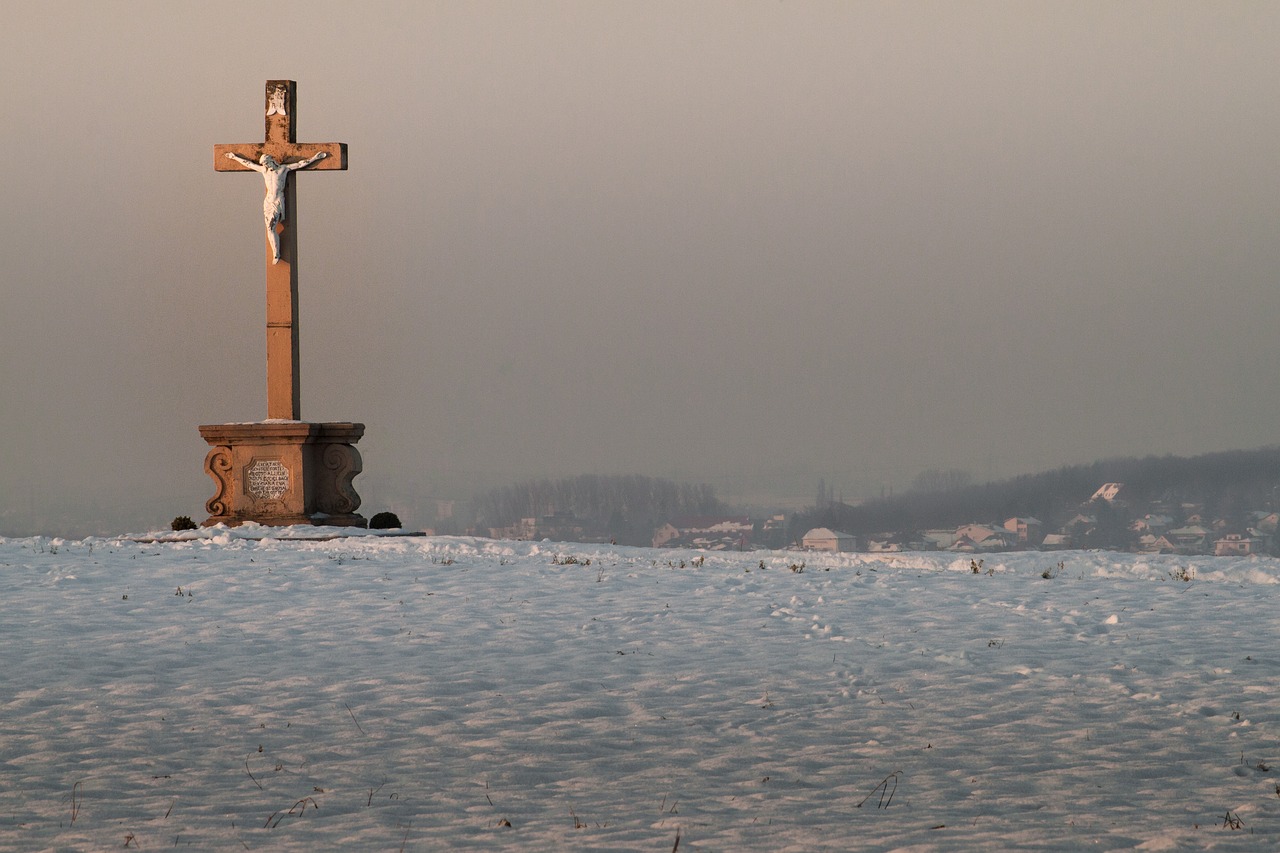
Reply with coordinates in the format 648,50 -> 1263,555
472,474 -> 725,546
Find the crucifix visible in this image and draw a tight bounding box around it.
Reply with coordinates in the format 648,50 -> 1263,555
199,80 -> 366,529
214,80 -> 347,421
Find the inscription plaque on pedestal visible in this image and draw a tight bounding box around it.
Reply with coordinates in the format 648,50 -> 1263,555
247,459 -> 290,500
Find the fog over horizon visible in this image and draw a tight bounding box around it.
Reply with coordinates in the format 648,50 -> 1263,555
3,2 -> 1278,536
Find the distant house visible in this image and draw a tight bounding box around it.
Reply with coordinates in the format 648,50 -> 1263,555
801,528 -> 857,552
1214,532 -> 1261,557
1135,533 -> 1162,553
953,524 -> 1015,551
955,523 -> 1000,543
1065,513 -> 1097,533
1040,533 -> 1073,550
866,531 -> 928,553
1131,514 -> 1174,535
1164,525 -> 1212,555
866,536 -> 902,553
653,516 -> 754,550
1003,517 -> 1043,547
651,523 -> 680,548
1091,483 -> 1126,503
1254,512 -> 1280,534
921,529 -> 956,550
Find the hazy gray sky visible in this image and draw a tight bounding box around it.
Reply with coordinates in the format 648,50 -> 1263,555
2,1 -> 1278,534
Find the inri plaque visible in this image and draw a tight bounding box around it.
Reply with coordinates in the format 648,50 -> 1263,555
246,459 -> 290,500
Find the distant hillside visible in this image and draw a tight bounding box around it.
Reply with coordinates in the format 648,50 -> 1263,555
793,447 -> 1280,538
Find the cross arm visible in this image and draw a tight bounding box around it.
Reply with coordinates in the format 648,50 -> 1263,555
213,142 -> 347,172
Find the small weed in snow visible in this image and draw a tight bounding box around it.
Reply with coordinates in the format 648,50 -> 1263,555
856,771 -> 901,809
1042,561 -> 1064,580
265,797 -> 318,829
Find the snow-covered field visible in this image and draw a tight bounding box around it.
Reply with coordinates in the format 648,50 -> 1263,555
3,530 -> 1280,851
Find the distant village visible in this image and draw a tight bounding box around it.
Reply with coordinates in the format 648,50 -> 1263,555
478,482 -> 1280,557
801,482 -> 1280,557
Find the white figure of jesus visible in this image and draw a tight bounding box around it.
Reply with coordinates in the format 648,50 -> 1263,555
223,151 -> 328,263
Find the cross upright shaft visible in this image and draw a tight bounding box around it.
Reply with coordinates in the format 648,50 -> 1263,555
214,81 -> 347,421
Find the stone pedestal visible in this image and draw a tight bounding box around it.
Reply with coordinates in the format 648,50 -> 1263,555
199,422 -> 366,527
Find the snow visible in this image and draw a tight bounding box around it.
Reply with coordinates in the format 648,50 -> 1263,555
3,533 -> 1279,850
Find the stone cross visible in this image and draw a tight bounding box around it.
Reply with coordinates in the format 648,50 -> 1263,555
214,81 -> 347,421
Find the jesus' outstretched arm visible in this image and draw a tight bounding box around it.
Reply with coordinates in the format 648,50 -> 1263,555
285,151 -> 328,171
224,152 -> 265,172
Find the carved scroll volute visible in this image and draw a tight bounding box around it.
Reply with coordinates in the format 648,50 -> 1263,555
203,446 -> 235,517
319,443 -> 363,515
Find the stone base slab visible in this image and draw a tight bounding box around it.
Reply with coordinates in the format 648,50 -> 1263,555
199,421 -> 367,528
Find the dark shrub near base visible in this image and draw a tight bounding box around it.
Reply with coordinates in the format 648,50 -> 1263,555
369,511 -> 402,530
